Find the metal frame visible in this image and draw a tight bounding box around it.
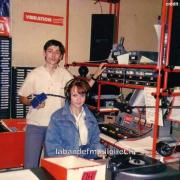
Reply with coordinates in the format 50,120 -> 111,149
66,0 -> 179,159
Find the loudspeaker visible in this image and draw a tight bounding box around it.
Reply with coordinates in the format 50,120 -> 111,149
169,1 -> 180,66
168,1 -> 180,88
90,14 -> 115,61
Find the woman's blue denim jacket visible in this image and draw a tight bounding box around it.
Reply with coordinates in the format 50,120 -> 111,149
45,101 -> 104,159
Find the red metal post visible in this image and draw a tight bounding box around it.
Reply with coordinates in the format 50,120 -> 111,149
152,0 -> 167,158
68,61 -> 157,69
65,0 -> 70,66
163,0 -> 174,89
97,83 -> 102,111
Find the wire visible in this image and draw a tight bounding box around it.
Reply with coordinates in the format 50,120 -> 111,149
98,1 -> 103,14
93,0 -> 103,14
88,60 -> 108,63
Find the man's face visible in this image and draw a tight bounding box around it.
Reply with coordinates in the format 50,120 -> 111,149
44,45 -> 63,65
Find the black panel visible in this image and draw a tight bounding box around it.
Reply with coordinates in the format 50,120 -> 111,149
0,37 -> 11,118
11,67 -> 34,118
167,73 -> 180,88
168,1 -> 180,88
169,0 -> 180,66
90,14 -> 115,61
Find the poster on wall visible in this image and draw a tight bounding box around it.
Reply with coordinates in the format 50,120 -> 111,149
23,12 -> 64,26
0,0 -> 10,37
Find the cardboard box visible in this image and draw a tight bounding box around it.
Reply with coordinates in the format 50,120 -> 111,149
41,155 -> 106,180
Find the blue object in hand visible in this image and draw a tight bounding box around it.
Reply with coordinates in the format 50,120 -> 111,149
31,93 -> 47,108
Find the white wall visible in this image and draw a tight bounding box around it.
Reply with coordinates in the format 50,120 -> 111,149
11,0 -> 67,67
119,0 -> 162,51
11,0 -> 162,75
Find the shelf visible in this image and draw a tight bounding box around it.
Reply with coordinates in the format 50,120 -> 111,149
161,92 -> 180,97
88,105 -> 119,113
99,107 -> 119,112
98,80 -> 145,89
164,66 -> 180,73
68,62 -> 158,70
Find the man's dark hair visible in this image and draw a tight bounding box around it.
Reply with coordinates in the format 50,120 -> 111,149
43,39 -> 65,55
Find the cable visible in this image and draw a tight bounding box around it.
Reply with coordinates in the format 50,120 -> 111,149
98,1 -> 103,14
93,0 -> 103,14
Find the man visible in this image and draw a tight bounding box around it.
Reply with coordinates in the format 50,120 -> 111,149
18,39 -> 105,168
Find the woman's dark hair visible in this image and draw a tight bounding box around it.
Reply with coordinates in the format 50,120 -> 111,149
43,39 -> 65,56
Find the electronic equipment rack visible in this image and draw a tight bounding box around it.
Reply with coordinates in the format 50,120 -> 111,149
67,0 -> 180,160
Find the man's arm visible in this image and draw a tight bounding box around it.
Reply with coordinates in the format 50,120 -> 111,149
19,95 -> 45,109
88,63 -> 106,87
19,96 -> 31,106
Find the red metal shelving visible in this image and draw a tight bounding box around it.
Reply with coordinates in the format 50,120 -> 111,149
67,0 -> 179,160
68,62 -> 158,70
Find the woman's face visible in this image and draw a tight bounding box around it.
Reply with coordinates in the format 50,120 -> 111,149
70,86 -> 86,109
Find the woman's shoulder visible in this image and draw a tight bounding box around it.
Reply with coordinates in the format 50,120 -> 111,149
83,105 -> 97,121
83,104 -> 93,114
52,107 -> 64,119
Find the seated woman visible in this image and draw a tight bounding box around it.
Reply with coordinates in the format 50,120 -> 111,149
45,78 -> 105,159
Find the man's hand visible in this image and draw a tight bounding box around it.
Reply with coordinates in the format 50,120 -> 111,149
36,102 -> 46,109
88,63 -> 107,87
93,63 -> 107,79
